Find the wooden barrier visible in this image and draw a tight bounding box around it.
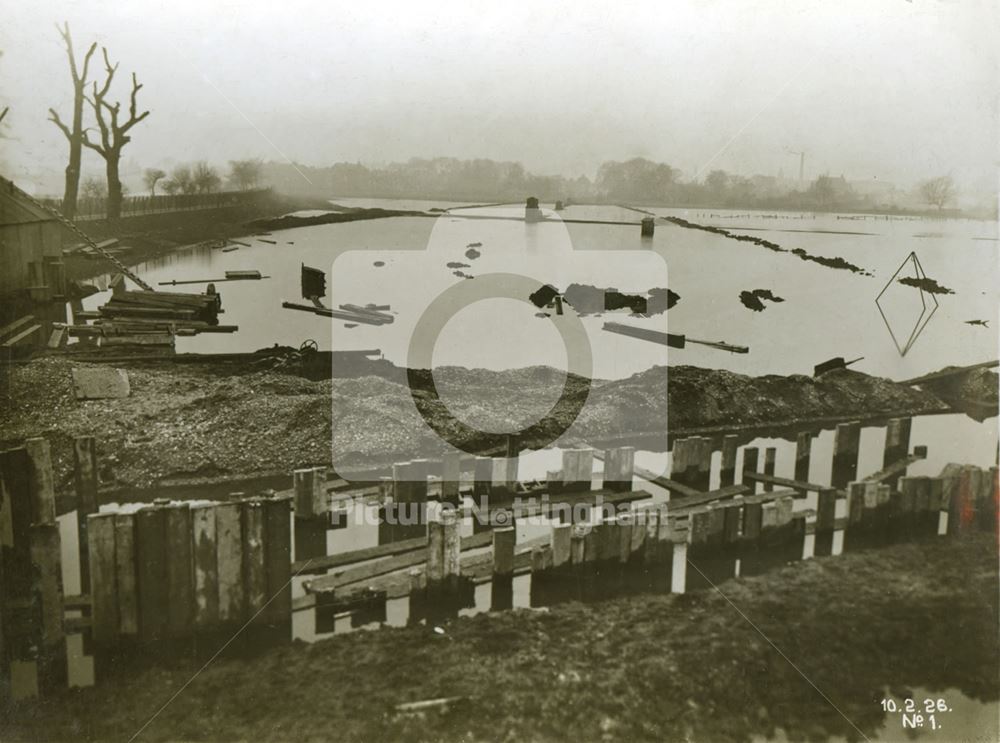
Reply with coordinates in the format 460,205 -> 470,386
831,421 -> 861,489
73,437 -> 99,593
720,435 -> 738,487
293,467 -> 327,520
603,446 -> 635,492
794,432 -> 812,483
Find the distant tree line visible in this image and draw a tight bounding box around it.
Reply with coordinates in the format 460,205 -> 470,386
259,157 -> 959,214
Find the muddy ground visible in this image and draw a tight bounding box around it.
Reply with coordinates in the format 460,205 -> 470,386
0,355 -> 953,491
3,532 -> 997,742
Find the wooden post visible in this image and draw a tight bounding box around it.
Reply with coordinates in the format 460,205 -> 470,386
114,513 -> 138,636
669,438 -> 692,488
723,500 -> 742,545
603,446 -> 635,492
441,453 -> 461,506
242,499 -> 267,623
263,495 -> 292,624
561,449 -> 593,492
570,525 -> 587,565
794,432 -> 812,483
442,510 -> 460,580
719,435 -> 738,488
694,437 -> 712,491
816,489 -> 837,532
87,512 -> 118,648
831,421 -> 861,489
135,505 -> 168,641
742,501 -> 763,542
165,504 -> 195,637
493,527 -> 515,576
551,523 -> 572,567
293,467 -> 327,520
24,439 -> 64,690
618,513 -> 634,563
473,457 -> 492,498
742,447 -> 759,492
883,417 -> 912,470
191,504 -> 219,629
762,447 -> 776,492
427,517 -> 445,583
671,527 -> 688,594
215,503 -> 244,623
73,437 -> 99,593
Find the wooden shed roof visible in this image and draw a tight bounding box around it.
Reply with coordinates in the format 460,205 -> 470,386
0,176 -> 58,226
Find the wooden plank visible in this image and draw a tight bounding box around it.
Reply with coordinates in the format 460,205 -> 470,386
0,315 -> 35,340
24,438 -> 56,525
135,506 -> 168,641
794,432 -> 812,482
215,503 -> 244,623
73,437 -> 99,594
191,504 -> 219,628
165,504 -> 194,636
263,497 -> 292,622
242,500 -> 267,622
862,454 -> 924,484
666,484 -> 751,514
1,325 -> 40,349
743,471 -> 826,493
114,514 -> 138,636
719,435 -> 738,487
87,513 -> 118,647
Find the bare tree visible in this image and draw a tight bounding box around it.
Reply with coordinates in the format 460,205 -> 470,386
81,47 -> 150,220
192,161 -> 221,193
170,164 -> 195,195
81,176 -> 106,199
143,167 -> 166,197
229,159 -> 262,190
919,175 -> 956,211
161,179 -> 180,195
47,23 -> 97,219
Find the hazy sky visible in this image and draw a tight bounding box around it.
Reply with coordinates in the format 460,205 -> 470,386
1,0 -> 997,197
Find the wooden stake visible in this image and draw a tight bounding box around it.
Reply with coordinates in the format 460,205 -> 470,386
831,421 -> 861,489
762,447 -> 776,492
742,447 -> 760,492
794,432 -> 812,483
719,435 -> 738,488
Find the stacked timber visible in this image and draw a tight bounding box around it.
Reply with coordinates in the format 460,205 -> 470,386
99,289 -> 222,325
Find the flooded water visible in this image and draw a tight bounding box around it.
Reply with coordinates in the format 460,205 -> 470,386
78,201 -> 998,381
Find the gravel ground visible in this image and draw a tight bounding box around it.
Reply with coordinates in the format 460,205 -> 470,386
0,356 -> 949,490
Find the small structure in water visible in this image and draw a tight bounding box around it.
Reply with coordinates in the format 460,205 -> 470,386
525,196 -> 543,223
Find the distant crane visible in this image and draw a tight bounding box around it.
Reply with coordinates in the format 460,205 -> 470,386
785,148 -> 806,185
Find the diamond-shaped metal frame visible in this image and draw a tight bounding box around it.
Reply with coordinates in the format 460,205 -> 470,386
875,251 -> 939,357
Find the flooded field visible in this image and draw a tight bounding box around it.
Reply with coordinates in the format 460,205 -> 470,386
78,202 -> 999,381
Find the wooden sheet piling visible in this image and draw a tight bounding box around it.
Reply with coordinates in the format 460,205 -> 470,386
114,513 -> 138,636
165,504 -> 195,637
88,513 -> 118,647
493,527 -> 515,576
831,421 -> 861,489
440,453 -> 461,505
215,503 -> 245,623
73,437 -> 99,593
742,447 -> 760,492
263,496 -> 292,623
762,448 -> 776,492
135,505 -> 168,641
561,449 -> 593,492
719,435 -> 738,487
242,500 -> 267,623
191,504 -> 219,629
293,467 -> 327,520
603,446 -> 635,492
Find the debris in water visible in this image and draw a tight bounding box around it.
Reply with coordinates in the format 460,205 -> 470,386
965,319 -> 990,327
465,247 -> 481,260
344,323 -> 358,329
534,312 -> 550,318
373,261 -> 386,267
898,276 -> 954,295
467,242 -> 482,248
221,245 -> 239,252
446,261 -> 471,269
739,289 -> 785,312
453,270 -> 474,279
664,216 -> 873,276
529,284 -> 560,308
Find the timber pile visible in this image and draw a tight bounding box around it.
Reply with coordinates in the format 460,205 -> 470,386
100,289 -> 222,324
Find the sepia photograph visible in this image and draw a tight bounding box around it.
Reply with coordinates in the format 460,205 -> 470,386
0,1 -> 998,741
